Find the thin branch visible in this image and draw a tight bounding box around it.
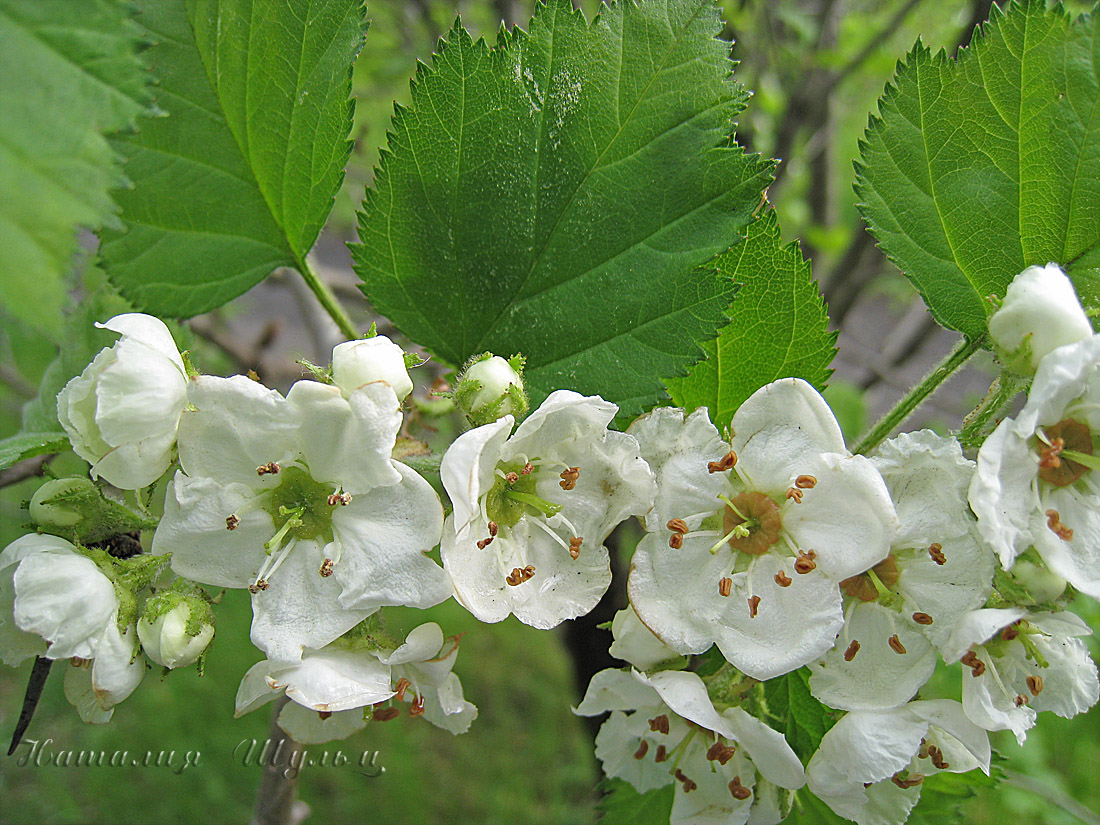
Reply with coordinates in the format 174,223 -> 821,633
0,363 -> 36,399
0,455 -> 51,489
249,695 -> 311,825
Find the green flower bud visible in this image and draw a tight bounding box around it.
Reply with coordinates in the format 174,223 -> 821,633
137,594 -> 215,669
1010,558 -> 1067,604
29,477 -> 96,529
454,353 -> 528,427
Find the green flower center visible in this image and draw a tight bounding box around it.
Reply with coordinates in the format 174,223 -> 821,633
482,460 -> 561,530
264,466 -> 336,543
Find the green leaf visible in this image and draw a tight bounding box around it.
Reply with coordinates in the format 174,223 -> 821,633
353,0 -> 774,417
100,0 -> 367,316
908,754 -> 1006,825
857,0 -> 1100,339
664,209 -> 835,430
763,668 -> 837,763
596,778 -> 674,825
0,432 -> 69,472
0,0 -> 152,333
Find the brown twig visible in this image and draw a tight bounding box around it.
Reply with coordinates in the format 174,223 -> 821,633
249,695 -> 311,825
0,455 -> 51,489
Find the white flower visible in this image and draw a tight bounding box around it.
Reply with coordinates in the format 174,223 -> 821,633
627,380 -> 898,680
608,607 -> 682,671
806,700 -> 990,825
576,668 -> 804,825
236,623 -> 476,744
62,619 -> 145,723
153,373 -> 449,660
989,263 -> 1093,373
137,599 -> 214,669
56,313 -> 187,489
331,335 -> 414,401
454,354 -> 528,426
439,390 -> 656,628
969,335 -> 1100,597
941,608 -> 1099,745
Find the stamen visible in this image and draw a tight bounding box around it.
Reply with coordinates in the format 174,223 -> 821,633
706,742 -> 737,765
327,492 -> 352,506
669,533 -> 684,549
318,711 -> 332,721
318,558 -> 334,577
708,450 -> 738,474
1046,509 -> 1074,541
373,706 -> 400,722
394,677 -> 412,701
709,526 -> 748,555
477,536 -> 495,550
410,695 -> 425,716
648,715 -> 670,735
718,577 -> 733,597
748,594 -> 761,618
891,772 -> 924,789
528,515 -> 572,553
521,462 -> 534,475
960,650 -> 986,677
918,739 -> 929,759
728,776 -> 752,800
785,487 -> 803,503
794,549 -> 817,574
912,612 -> 933,625
633,740 -> 649,760
774,570 -> 792,587
674,769 -> 697,793
488,521 -> 498,536
654,745 -> 668,762
928,543 -> 946,565
1027,674 -> 1044,696
1001,623 -> 1020,642
844,640 -> 860,661
569,536 -> 583,559
927,745 -> 949,770
505,566 -> 536,586
264,509 -> 305,551
888,634 -> 906,655
226,515 -> 240,531
559,467 -> 580,490
1039,437 -> 1065,469
505,472 -> 519,484
1014,694 -> 1030,707
667,518 -> 689,534
795,475 -> 817,489
257,462 -> 281,476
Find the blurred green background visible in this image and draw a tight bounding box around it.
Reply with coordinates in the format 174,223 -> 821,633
3,1 -> 1100,823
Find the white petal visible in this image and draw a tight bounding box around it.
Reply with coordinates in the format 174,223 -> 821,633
98,313 -> 185,371
961,659 -> 1037,745
91,428 -> 180,490
809,602 -> 936,711
641,670 -> 733,735
574,668 -> 663,716
609,607 -> 681,670
64,662 -> 113,724
439,416 -> 513,540
286,380 -> 402,493
1032,485 -> 1100,599
331,462 -> 449,612
594,710 -> 674,793
94,333 -> 186,446
270,649 -> 393,712
278,702 -> 367,744
90,621 -> 144,709
940,608 -> 1026,664
968,419 -> 1037,569
420,672 -> 478,734
504,390 -> 617,458
907,699 -> 991,774
377,622 -> 445,665
732,379 -> 846,495
235,660 -> 280,717
807,708 -> 926,790
723,706 -> 806,790
670,740 -> 755,825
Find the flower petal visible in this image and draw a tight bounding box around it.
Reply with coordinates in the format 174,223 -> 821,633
270,649 -> 394,712
439,416 -> 513,540
574,668 -> 662,716
277,702 -> 368,744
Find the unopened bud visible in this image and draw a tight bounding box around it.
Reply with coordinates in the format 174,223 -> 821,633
137,595 -> 215,669
29,477 -> 96,529
1010,558 -> 1067,603
453,353 -> 528,426
331,336 -> 414,401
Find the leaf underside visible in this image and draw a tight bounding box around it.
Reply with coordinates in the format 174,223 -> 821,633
0,0 -> 151,333
596,778 -> 674,825
665,209 -> 836,430
353,0 -> 774,417
100,0 -> 366,318
857,0 -> 1100,339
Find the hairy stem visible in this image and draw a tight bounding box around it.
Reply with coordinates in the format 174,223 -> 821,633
853,335 -> 985,456
294,257 -> 359,342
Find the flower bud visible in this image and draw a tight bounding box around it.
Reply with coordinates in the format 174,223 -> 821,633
29,477 -> 96,529
608,607 -> 680,670
454,354 -> 528,426
56,313 -> 188,490
989,263 -> 1093,373
331,335 -> 414,401
1010,558 -> 1066,604
137,596 -> 215,669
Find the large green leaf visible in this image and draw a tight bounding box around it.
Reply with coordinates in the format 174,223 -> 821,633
353,0 -> 774,416
664,209 -> 835,430
100,0 -> 366,317
857,0 -> 1100,339
596,778 -> 674,825
0,0 -> 151,333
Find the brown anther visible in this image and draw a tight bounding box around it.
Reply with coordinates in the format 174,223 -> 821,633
795,475 -> 817,489
706,742 -> 737,765
667,518 -> 689,534
521,462 -> 534,475
707,450 -> 738,473
394,677 -> 412,702
728,776 -> 752,800
318,710 -> 332,721
1046,509 -> 1074,541
247,369 -> 262,382
506,566 -> 534,586
654,745 -> 668,762
912,612 -> 934,626
927,745 -> 950,771
569,536 -> 583,559
785,487 -> 804,503
1038,419 -> 1092,486
477,536 -> 495,550
891,772 -> 924,789
918,739 -> 930,760
505,472 -> 519,484
960,650 -> 986,677
888,634 -> 907,655
929,543 -> 946,565
794,549 -> 817,574
748,594 -> 761,618
1014,694 -> 1030,707
648,715 -> 670,735
248,583 -> 260,594
70,657 -> 91,668
844,640 -> 860,662
318,558 -> 334,578
1039,437 -> 1065,470
1027,674 -> 1044,696
488,521 -> 499,537
372,706 -> 400,722
633,739 -> 649,760
774,570 -> 793,587
256,462 -> 280,476
327,492 -> 352,506
718,577 -> 733,597
524,564 -> 536,577
669,532 -> 684,549
674,769 -> 697,793
410,695 -> 425,716
1000,624 -> 1020,642
559,467 -> 580,490
226,514 -> 240,531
